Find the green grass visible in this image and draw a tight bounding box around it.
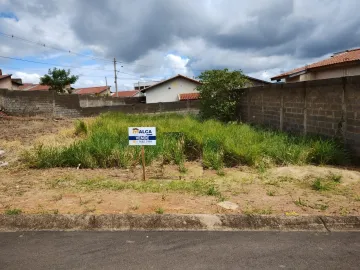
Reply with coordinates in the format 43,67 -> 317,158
4,208 -> 22,215
155,207 -> 164,214
311,173 -> 342,191
28,113 -> 349,169
312,178 -> 331,191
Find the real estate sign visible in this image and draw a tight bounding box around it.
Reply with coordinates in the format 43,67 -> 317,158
128,127 -> 156,146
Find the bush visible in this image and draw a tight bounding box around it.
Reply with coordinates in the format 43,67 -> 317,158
196,69 -> 248,122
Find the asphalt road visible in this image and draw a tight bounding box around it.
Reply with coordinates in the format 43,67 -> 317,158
0,231 -> 359,270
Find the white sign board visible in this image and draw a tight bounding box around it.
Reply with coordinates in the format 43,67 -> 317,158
128,127 -> 156,146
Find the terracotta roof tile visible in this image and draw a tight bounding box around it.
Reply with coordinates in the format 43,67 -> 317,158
19,83 -> 37,90
111,90 -> 139,97
271,48 -> 360,80
28,84 -> 50,91
178,93 -> 200,101
74,86 -> 109,95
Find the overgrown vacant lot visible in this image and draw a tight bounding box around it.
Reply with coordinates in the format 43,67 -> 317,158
0,115 -> 359,216
28,113 -> 348,169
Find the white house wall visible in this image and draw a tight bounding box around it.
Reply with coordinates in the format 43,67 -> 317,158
145,77 -> 199,103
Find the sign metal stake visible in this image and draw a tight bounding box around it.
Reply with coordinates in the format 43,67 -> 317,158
141,145 -> 146,181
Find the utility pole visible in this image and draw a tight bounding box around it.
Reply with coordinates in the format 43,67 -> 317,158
113,58 -> 118,95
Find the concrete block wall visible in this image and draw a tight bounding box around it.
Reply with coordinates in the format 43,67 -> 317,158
239,76 -> 360,158
79,96 -> 144,107
0,89 -> 200,118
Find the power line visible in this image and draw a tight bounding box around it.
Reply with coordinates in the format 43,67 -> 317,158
0,31 -> 113,63
0,31 -> 209,73
0,55 -> 117,72
0,31 -> 211,76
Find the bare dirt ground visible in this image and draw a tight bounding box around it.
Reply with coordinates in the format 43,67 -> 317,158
1,117 -> 359,216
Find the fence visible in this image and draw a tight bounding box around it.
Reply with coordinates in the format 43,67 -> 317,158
0,89 -> 199,118
238,76 -> 360,158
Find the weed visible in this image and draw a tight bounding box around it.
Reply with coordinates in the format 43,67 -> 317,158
5,208 -> 22,215
206,185 -> 221,196
327,172 -> 342,183
243,207 -> 273,215
216,169 -> 226,176
354,195 -> 360,202
155,207 -> 164,214
266,190 -> 276,196
53,209 -> 59,214
161,194 -> 166,201
178,164 -> 187,174
294,197 -> 308,207
51,176 -> 222,198
28,113 -> 349,169
339,207 -> 350,216
75,120 -> 88,136
130,205 -> 139,211
315,204 -> 329,211
312,178 -> 330,191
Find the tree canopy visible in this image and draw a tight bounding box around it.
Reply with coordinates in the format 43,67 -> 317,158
196,69 -> 249,122
40,68 -> 79,94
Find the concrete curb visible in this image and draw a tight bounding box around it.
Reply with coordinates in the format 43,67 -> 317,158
0,214 -> 359,232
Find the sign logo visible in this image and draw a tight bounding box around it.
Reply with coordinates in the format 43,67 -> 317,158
132,128 -> 139,134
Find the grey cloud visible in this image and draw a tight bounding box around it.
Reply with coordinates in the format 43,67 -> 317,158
2,0 -> 360,80
70,0 -> 212,62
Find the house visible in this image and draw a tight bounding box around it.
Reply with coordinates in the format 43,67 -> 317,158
73,86 -> 110,96
244,75 -> 271,87
271,48 -> 360,83
141,74 -> 270,103
18,83 -> 37,90
111,90 -> 140,97
141,74 -> 201,103
19,83 -> 72,92
134,81 -> 160,90
27,84 -> 51,91
0,69 -> 22,90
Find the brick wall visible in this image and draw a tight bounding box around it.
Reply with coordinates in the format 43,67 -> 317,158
238,76 -> 360,158
0,89 -> 200,118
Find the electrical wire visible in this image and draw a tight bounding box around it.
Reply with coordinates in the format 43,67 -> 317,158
0,31 -> 113,63
0,31 -> 207,72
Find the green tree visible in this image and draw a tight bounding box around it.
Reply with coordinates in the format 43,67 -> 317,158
196,69 -> 249,122
40,68 -> 79,94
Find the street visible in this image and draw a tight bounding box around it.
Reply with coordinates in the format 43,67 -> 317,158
0,231 -> 359,269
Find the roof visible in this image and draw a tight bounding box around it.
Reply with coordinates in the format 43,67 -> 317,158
111,90 -> 139,97
74,86 -> 109,95
28,84 -> 50,91
0,74 -> 12,80
11,78 -> 23,85
244,75 -> 271,84
141,74 -> 201,93
271,48 -> 360,80
18,83 -> 37,90
178,93 -> 200,101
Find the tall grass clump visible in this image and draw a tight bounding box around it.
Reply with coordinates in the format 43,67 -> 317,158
29,113 -> 349,169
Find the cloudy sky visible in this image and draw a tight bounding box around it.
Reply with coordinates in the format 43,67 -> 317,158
0,0 -> 359,91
